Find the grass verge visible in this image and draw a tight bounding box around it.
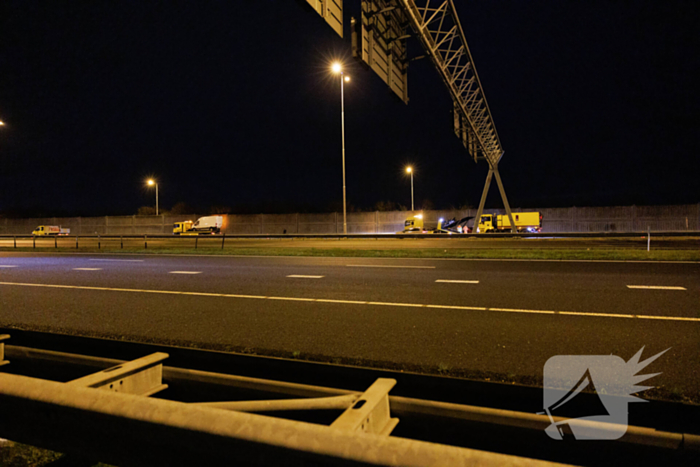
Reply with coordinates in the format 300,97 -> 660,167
0,441 -> 114,467
0,441 -> 62,467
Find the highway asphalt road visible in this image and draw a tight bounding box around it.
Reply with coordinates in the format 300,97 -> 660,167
1,252 -> 698,398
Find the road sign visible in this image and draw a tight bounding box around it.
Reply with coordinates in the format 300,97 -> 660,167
351,0 -> 409,103
304,0 -> 343,37
453,101 -> 480,162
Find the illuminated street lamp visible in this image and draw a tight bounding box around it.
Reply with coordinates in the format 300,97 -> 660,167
331,61 -> 350,234
406,166 -> 414,211
0,121 -> 5,126
147,179 -> 159,216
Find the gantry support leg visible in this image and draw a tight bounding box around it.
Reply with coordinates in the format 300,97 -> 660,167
474,164 -> 517,233
493,166 -> 517,234
474,169 -> 493,233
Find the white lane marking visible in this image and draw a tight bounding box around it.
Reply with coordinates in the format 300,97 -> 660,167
435,280 -> 479,284
6,251 -> 698,265
89,259 -> 144,262
287,275 -> 325,279
1,281 -> 698,323
560,311 -> 635,318
104,253 -> 699,265
491,307 -> 557,315
6,250 -> 700,266
346,265 -> 436,269
0,265 -> 18,268
169,271 -> 202,275
73,268 -> 102,271
627,285 -> 687,291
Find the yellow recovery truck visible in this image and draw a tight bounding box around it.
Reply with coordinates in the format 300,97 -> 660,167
402,214 -> 473,234
402,212 -> 541,234
32,225 -> 70,236
173,220 -> 194,235
476,212 -> 542,233
173,216 -> 223,235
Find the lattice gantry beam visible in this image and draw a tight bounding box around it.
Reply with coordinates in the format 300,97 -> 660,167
400,0 -> 503,167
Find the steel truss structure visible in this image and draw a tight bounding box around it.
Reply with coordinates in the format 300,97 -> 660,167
399,0 -> 517,232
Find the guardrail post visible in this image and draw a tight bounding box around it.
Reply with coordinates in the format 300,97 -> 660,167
120,236 -> 123,249
32,236 -> 35,249
330,378 -> 399,436
98,234 -> 101,250
67,352 -> 169,397
195,236 -> 198,249
13,236 -> 16,249
221,233 -> 225,249
55,236 -> 57,249
0,334 -> 9,366
76,236 -> 79,249
145,235 -> 148,249
647,226 -> 651,252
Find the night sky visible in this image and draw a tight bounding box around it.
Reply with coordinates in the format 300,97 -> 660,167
1,1 -> 698,217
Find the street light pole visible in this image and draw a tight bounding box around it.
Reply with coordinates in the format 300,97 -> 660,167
406,167 -> 414,211
332,62 -> 350,235
340,71 -> 347,235
147,179 -> 159,216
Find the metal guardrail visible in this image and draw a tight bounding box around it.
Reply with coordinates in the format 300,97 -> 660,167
8,345 -> 699,452
1,340 -> 568,466
3,339 -> 699,466
1,231 -> 699,244
6,330 -> 700,462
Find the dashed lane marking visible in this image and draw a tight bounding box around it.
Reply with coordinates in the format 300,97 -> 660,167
435,280 -> 479,284
169,271 -> 202,275
73,268 -> 103,271
346,265 -> 436,269
0,265 -> 18,268
0,281 -> 698,322
627,285 -> 687,291
89,259 -> 144,262
287,275 -> 325,279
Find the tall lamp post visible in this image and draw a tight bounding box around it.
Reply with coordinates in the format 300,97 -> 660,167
406,166 -> 414,211
331,62 -> 350,235
147,179 -> 159,216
